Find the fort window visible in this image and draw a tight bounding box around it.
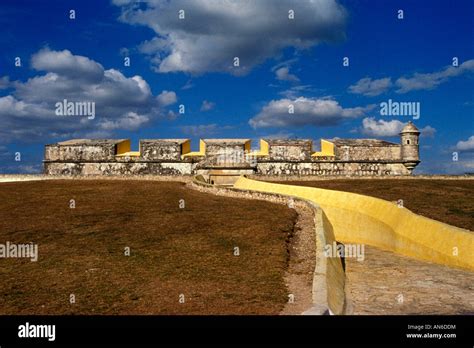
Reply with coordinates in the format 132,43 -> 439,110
406,140 -> 410,145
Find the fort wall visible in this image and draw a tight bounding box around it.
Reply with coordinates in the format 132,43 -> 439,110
43,123 -> 420,177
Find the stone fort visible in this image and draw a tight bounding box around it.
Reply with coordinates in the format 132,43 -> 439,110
44,122 -> 420,183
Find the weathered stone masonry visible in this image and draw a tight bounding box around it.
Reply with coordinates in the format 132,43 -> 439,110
44,122 -> 421,180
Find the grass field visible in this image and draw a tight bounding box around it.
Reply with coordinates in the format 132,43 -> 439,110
272,179 -> 474,231
0,180 -> 297,315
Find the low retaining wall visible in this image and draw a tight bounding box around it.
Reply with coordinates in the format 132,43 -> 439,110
192,175 -> 348,315
251,174 -> 474,181
44,162 -> 194,176
255,161 -> 410,176
0,174 -> 192,183
233,177 -> 474,271
303,207 -> 346,315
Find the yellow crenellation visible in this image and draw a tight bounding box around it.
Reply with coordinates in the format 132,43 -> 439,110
182,139 -> 206,158
250,139 -> 269,156
115,140 -> 133,156
312,139 -> 335,157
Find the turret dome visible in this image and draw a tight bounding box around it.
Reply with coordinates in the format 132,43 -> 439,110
400,121 -> 420,134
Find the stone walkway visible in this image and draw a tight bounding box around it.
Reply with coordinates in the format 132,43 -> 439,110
345,245 -> 474,314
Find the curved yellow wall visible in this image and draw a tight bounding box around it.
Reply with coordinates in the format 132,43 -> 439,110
234,177 -> 474,271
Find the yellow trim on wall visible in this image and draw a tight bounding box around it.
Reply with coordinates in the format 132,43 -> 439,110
181,140 -> 191,156
116,139 -> 131,155
251,139 -> 269,156
244,140 -> 251,153
312,139 -> 335,157
115,151 -> 140,157
182,139 -> 206,158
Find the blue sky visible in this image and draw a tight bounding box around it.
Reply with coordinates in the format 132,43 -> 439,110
0,0 -> 473,174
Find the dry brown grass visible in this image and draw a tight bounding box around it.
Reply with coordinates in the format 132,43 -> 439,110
273,179 -> 473,230
0,180 -> 297,315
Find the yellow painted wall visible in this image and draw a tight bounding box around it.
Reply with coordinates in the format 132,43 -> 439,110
181,140 -> 191,155
312,139 -> 335,157
182,139 -> 206,157
234,177 -> 474,271
318,209 -> 346,314
116,139 -> 131,155
251,139 -> 269,156
244,140 -> 251,153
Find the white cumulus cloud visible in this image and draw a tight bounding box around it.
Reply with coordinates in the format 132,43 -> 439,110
395,59 -> 474,93
249,97 -> 374,129
361,117 -> 436,138
31,48 -> 104,83
0,48 -> 177,143
420,125 -> 436,138
361,117 -> 404,137
456,135 -> 474,152
348,59 -> 474,96
348,77 -> 392,96
113,0 -> 347,75
275,67 -> 299,82
157,90 -> 177,106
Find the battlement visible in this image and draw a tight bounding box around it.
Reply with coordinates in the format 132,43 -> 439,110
44,124 -> 420,178
45,137 -> 401,162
